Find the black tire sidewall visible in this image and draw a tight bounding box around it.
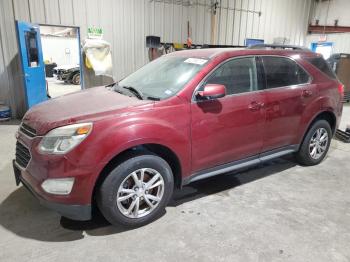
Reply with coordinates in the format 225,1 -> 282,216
97,155 -> 174,227
72,73 -> 80,85
297,120 -> 332,166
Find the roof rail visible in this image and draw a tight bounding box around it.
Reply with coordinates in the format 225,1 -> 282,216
247,44 -> 310,51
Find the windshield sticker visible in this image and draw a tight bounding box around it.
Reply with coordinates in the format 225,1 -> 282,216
184,58 -> 208,65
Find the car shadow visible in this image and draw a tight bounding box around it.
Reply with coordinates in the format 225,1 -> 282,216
170,155 -> 297,206
0,155 -> 296,242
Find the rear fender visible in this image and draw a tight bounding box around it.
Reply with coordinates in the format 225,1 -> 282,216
296,95 -> 336,145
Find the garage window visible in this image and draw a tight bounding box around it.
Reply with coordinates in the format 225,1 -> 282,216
262,56 -> 310,89
204,57 -> 258,95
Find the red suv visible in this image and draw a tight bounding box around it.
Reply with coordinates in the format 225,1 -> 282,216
13,47 -> 343,227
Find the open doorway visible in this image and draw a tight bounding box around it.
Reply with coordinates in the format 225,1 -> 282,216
39,25 -> 82,98
311,42 -> 333,60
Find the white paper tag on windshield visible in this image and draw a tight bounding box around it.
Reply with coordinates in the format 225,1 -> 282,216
184,58 -> 208,65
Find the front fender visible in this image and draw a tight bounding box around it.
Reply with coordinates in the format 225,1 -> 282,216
99,122 -> 191,172
65,107 -> 192,178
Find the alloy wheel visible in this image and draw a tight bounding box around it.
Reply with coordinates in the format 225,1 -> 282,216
309,127 -> 329,160
116,168 -> 164,218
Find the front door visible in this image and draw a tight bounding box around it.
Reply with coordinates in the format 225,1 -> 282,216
191,57 -> 266,172
16,21 -> 47,109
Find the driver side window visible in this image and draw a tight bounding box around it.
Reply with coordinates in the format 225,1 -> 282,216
203,57 -> 258,95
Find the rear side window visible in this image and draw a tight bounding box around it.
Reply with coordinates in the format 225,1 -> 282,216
262,56 -> 310,89
307,57 -> 337,79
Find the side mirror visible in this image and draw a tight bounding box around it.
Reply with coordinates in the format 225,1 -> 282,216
197,84 -> 226,100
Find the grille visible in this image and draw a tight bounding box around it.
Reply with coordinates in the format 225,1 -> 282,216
15,142 -> 31,169
19,123 -> 36,138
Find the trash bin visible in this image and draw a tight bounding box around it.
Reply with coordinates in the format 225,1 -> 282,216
45,63 -> 57,77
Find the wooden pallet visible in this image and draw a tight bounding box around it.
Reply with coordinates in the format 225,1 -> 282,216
335,129 -> 350,143
343,92 -> 350,103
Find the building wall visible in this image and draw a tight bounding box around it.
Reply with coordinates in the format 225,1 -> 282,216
42,36 -> 80,66
215,0 -> 311,46
0,0 -> 312,118
310,0 -> 350,26
306,0 -> 350,55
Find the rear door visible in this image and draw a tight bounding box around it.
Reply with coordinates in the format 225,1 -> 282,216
16,21 -> 47,109
191,56 -> 266,172
259,56 -> 314,152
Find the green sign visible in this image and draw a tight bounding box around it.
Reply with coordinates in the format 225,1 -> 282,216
87,27 -> 103,39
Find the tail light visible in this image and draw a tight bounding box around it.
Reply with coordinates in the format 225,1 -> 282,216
338,83 -> 344,98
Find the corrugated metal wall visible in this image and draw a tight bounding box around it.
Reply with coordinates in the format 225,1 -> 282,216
310,0 -> 350,26
215,0 -> 311,46
306,0 -> 350,55
0,0 -> 311,118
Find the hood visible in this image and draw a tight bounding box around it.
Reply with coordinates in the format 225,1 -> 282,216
23,86 -> 153,135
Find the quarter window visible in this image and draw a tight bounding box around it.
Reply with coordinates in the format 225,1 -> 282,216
307,57 -> 337,79
203,57 -> 258,95
262,57 -> 310,89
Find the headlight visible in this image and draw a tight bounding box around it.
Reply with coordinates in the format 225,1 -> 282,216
38,123 -> 92,154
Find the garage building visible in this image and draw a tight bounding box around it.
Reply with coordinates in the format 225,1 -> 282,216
0,1 -> 350,262
1,0 -> 313,117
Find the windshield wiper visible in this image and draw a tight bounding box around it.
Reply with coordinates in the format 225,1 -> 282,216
146,96 -> 161,101
121,86 -> 143,100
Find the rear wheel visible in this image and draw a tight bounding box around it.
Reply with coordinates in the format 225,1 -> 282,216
295,120 -> 332,166
97,154 -> 174,227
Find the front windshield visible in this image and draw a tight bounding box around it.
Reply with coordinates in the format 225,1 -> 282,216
118,56 -> 209,100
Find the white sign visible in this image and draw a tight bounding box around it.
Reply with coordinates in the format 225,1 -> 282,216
87,27 -> 103,39
184,58 -> 208,65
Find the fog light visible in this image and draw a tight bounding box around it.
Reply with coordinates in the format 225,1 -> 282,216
41,178 -> 75,195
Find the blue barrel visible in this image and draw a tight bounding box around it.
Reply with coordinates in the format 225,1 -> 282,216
0,105 -> 11,121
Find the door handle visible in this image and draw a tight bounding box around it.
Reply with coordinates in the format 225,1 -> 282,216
302,90 -> 312,97
248,101 -> 264,111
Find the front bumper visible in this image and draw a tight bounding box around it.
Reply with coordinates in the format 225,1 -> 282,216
56,72 -> 71,81
13,160 -> 92,221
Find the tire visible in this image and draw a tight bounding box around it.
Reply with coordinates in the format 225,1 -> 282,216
97,154 -> 174,227
71,73 -> 80,85
295,120 -> 332,166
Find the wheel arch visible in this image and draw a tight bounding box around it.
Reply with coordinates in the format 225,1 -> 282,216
299,110 -> 337,147
310,110 -> 336,134
92,143 -> 182,206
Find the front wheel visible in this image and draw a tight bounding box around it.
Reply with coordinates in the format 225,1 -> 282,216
97,154 -> 174,227
295,120 -> 332,166
71,73 -> 80,85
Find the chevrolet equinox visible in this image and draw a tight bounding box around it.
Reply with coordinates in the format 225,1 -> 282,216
13,48 -> 343,227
